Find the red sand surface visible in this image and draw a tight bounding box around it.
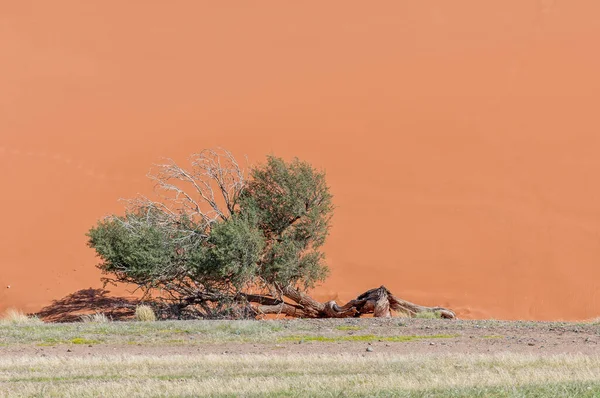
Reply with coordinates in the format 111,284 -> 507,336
2,1 -> 600,320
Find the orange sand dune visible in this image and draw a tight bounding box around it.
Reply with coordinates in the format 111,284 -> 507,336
2,1 -> 600,320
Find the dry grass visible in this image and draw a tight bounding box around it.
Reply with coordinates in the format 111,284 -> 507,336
414,311 -> 442,319
2,318 -> 600,396
278,333 -> 458,343
1,353 -> 599,397
80,312 -> 110,323
0,309 -> 43,325
0,317 -> 597,348
134,305 -> 156,322
0,319 -> 289,346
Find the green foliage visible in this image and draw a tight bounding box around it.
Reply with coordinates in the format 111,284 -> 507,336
241,156 -> 333,289
242,156 -> 333,241
87,210 -> 198,287
87,152 -> 334,317
195,214 -> 265,290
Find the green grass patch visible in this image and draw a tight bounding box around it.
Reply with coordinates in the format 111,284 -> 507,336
70,338 -> 101,345
164,339 -> 186,344
37,337 -> 101,346
158,328 -> 187,334
38,337 -> 61,346
483,335 -> 505,339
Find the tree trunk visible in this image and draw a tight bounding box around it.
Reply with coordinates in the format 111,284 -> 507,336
254,285 -> 456,319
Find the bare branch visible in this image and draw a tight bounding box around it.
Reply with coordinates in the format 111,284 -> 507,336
140,148 -> 246,227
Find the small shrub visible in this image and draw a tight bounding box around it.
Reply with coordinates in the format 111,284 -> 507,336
135,305 -> 157,322
80,312 -> 110,323
414,311 -> 442,319
1,309 -> 43,325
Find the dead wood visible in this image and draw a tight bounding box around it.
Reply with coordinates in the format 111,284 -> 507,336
251,285 -> 456,319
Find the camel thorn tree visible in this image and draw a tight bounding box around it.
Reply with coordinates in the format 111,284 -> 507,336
87,148 -> 455,320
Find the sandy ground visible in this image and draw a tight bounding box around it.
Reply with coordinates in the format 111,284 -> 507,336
2,319 -> 599,358
2,1 -> 600,320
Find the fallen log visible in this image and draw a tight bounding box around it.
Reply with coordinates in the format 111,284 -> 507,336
256,285 -> 456,319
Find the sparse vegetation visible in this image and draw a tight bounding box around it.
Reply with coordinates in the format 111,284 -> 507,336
1,319 -> 458,346
278,334 -> 459,343
335,325 -> 364,331
70,337 -> 101,345
1,353 -> 600,397
80,312 -> 110,323
414,310 -> 442,319
135,305 -> 157,322
2,318 -> 600,396
1,309 -> 43,325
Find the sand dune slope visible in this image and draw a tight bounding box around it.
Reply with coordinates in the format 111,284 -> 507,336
2,1 -> 600,320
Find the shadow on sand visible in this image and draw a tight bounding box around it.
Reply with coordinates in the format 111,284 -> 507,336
36,288 -> 139,322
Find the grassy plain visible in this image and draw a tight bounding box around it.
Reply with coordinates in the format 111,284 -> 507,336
1,318 -> 599,397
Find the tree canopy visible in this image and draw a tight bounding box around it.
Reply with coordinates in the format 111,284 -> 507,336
87,149 -> 334,318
